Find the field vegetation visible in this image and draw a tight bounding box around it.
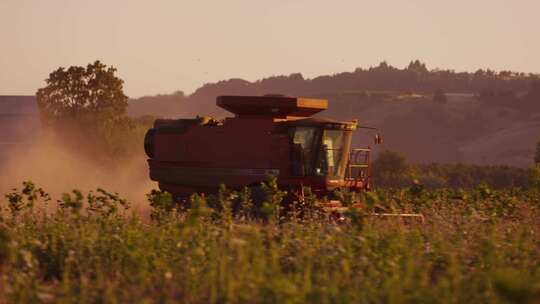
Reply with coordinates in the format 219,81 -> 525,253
373,150 -> 538,189
1,179 -> 539,303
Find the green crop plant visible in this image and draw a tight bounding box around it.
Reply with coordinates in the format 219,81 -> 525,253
0,180 -> 539,303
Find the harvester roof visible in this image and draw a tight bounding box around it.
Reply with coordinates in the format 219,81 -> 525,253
277,117 -> 358,130
216,95 -> 327,119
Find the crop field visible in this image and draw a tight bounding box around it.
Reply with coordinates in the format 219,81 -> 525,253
1,180 -> 539,303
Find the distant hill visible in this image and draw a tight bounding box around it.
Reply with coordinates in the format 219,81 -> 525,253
0,96 -> 41,163
128,61 -> 540,167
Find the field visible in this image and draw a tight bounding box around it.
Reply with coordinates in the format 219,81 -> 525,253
1,180 -> 539,303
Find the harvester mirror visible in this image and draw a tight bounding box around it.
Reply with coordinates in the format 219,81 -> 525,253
374,134 -> 383,145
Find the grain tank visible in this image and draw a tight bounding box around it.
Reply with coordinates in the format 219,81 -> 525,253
144,95 -> 375,199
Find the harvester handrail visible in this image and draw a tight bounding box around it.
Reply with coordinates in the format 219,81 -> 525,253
351,148 -> 371,152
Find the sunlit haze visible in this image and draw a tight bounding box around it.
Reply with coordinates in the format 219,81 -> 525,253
1,0 -> 539,97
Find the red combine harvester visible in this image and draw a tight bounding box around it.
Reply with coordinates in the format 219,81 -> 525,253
144,95 -> 377,201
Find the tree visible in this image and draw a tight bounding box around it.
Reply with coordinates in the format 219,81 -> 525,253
372,150 -> 411,187
36,61 -> 141,160
535,140 -> 540,165
36,61 -> 128,126
407,60 -> 428,74
433,88 -> 447,103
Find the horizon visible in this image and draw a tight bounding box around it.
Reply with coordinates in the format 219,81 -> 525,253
1,62 -> 538,99
2,0 -> 539,98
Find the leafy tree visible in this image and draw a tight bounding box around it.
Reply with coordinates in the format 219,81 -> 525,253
35,61 -> 146,159
36,60 -> 128,126
535,140 -> 540,165
407,60 -> 428,74
433,88 -> 447,103
372,150 -> 411,187
371,61 -> 395,72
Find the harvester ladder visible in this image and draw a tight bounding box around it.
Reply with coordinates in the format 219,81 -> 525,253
347,148 -> 371,189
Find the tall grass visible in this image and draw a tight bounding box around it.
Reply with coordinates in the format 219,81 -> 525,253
1,181 -> 539,303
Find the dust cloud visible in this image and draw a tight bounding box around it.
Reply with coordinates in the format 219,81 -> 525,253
0,131 -> 156,212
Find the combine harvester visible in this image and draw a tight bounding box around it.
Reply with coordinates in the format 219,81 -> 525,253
144,95 -> 423,221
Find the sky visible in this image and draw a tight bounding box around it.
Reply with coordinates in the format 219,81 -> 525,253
1,0 -> 539,98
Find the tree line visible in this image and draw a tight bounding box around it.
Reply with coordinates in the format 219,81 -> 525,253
189,60 -> 540,107
373,148 -> 540,190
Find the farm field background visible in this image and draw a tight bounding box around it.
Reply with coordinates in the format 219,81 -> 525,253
1,181 -> 539,303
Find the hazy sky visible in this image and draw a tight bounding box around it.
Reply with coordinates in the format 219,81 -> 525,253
1,0 -> 539,98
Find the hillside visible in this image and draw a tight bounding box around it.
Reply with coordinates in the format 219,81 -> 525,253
128,61 -> 540,167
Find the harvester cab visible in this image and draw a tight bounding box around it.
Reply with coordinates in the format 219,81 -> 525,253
278,116 -> 373,192
144,95 -> 377,200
